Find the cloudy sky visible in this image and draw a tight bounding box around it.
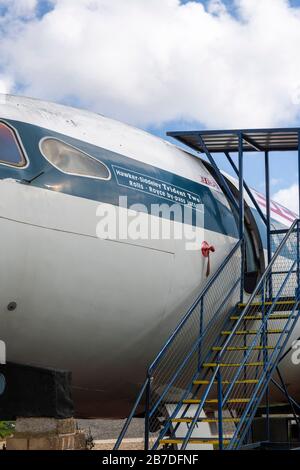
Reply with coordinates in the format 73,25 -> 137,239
0,0 -> 300,211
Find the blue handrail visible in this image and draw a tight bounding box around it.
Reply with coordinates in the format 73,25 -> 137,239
230,296 -> 300,449
114,238 -> 243,450
148,239 -> 243,375
149,278 -> 241,420
219,219 -> 298,360
221,219 -> 300,449
180,219 -> 299,450
223,260 -> 296,404
114,378 -> 150,450
152,280 -> 241,450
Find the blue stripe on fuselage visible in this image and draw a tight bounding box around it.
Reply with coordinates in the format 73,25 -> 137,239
0,119 -> 240,238
0,119 -> 294,254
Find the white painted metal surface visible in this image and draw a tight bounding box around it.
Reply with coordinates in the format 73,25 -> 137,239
0,94 -> 298,419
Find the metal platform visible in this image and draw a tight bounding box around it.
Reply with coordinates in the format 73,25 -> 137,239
115,127 -> 300,451
167,128 -> 300,153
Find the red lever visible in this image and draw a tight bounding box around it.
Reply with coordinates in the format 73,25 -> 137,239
201,241 -> 216,277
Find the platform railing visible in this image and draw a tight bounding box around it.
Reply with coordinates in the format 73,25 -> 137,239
114,239 -> 243,450
226,219 -> 300,449
176,219 -> 300,450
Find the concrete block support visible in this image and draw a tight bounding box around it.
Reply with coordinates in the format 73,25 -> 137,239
6,418 -> 86,451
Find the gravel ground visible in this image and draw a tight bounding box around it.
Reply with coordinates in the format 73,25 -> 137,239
77,419 -> 145,441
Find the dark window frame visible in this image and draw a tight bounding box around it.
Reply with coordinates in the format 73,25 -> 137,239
0,121 -> 28,169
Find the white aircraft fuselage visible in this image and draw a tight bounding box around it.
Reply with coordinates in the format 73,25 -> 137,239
0,95 -> 298,418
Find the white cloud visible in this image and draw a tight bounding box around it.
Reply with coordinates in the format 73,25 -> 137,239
1,0 -> 300,128
274,183 -> 299,214
0,75 -> 12,94
0,0 -> 37,19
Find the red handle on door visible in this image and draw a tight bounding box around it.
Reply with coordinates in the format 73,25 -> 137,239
201,241 -> 216,277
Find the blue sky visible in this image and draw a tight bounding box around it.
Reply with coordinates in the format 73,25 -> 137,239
150,0 -> 300,204
152,0 -> 300,201
0,0 -> 300,210
136,0 -> 300,210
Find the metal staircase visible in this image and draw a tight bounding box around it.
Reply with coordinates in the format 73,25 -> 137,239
115,219 -> 300,451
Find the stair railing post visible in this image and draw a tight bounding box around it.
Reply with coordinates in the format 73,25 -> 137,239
217,368 -> 223,450
240,237 -> 245,304
144,377 -> 152,451
297,129 -> 300,296
198,297 -> 204,371
261,274 -> 270,442
297,220 -> 300,298
238,132 -> 245,304
296,132 -> 300,299
197,136 -> 239,214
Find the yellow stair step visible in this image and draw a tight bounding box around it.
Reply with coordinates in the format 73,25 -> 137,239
183,398 -> 250,404
230,314 -> 292,321
221,329 -> 284,335
171,418 -> 240,424
203,362 -> 264,368
160,439 -> 230,446
238,300 -> 296,308
212,346 -> 275,352
193,379 -> 259,385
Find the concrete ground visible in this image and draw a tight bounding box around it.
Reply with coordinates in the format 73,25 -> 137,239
78,419 -> 153,450
78,419 -> 144,441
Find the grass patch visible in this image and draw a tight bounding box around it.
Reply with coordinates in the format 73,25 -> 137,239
0,422 -> 15,439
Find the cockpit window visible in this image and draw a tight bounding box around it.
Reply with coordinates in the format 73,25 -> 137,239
40,138 -> 111,180
0,122 -> 26,167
